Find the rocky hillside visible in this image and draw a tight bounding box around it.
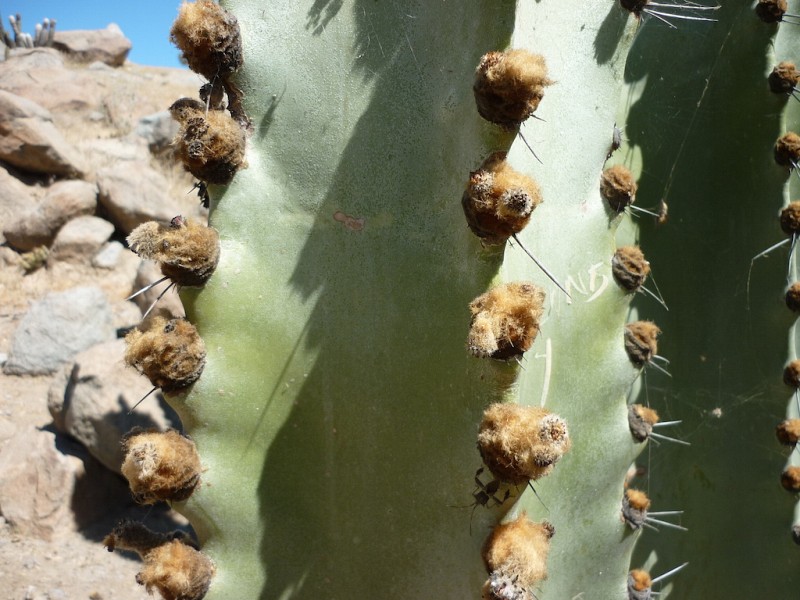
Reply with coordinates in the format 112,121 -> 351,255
0,25 -> 210,600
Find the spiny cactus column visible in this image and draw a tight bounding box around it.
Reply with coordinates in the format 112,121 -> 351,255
110,1 -> 689,598
625,3 -> 800,596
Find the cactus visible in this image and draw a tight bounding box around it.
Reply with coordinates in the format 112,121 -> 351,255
107,1 -> 800,598
1,14 -> 56,49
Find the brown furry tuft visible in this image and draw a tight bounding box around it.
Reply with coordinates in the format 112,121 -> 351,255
169,98 -> 247,185
104,520 -> 214,600
601,165 -> 638,212
781,466 -> 800,492
775,133 -> 800,168
769,61 -> 800,94
776,419 -> 800,446
121,428 -> 202,504
478,403 -> 571,484
462,152 -> 543,245
474,49 -> 553,129
482,515 -> 554,591
125,317 -> 206,394
622,489 -> 651,529
170,0 -> 242,80
756,0 -> 788,23
786,282 -> 800,312
127,218 -> 220,287
628,404 -> 659,442
624,321 -> 660,367
780,201 -> 800,236
612,246 -> 650,293
468,282 -> 546,360
628,569 -> 653,600
783,359 -> 800,388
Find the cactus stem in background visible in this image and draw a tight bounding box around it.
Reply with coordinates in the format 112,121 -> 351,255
104,521 -> 214,600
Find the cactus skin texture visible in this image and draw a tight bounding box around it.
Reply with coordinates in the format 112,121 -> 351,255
116,0 -> 800,598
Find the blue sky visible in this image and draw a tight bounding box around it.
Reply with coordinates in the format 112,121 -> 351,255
4,1 -> 186,68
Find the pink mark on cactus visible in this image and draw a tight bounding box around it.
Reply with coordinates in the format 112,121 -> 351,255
333,211 -> 365,231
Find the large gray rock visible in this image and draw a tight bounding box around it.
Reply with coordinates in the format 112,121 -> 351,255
3,180 -> 97,251
0,429 -> 73,540
49,216 -> 114,263
96,162 -> 179,233
47,339 -> 178,473
0,90 -> 86,176
52,24 -> 132,67
0,165 -> 37,246
3,286 -> 115,375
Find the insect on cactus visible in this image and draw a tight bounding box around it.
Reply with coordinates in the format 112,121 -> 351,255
101,0 -> 800,598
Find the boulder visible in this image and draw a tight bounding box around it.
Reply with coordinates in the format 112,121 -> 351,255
3,180 -> 97,251
96,162 -> 180,233
52,24 -> 132,67
0,165 -> 38,246
3,286 -> 115,375
92,240 -> 125,269
49,216 -> 114,263
0,48 -> 104,114
0,429 -> 73,540
0,90 -> 86,176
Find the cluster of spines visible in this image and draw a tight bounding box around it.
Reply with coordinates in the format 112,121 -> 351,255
106,2 -> 252,598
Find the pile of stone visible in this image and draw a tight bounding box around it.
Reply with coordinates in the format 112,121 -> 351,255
0,25 -> 204,547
